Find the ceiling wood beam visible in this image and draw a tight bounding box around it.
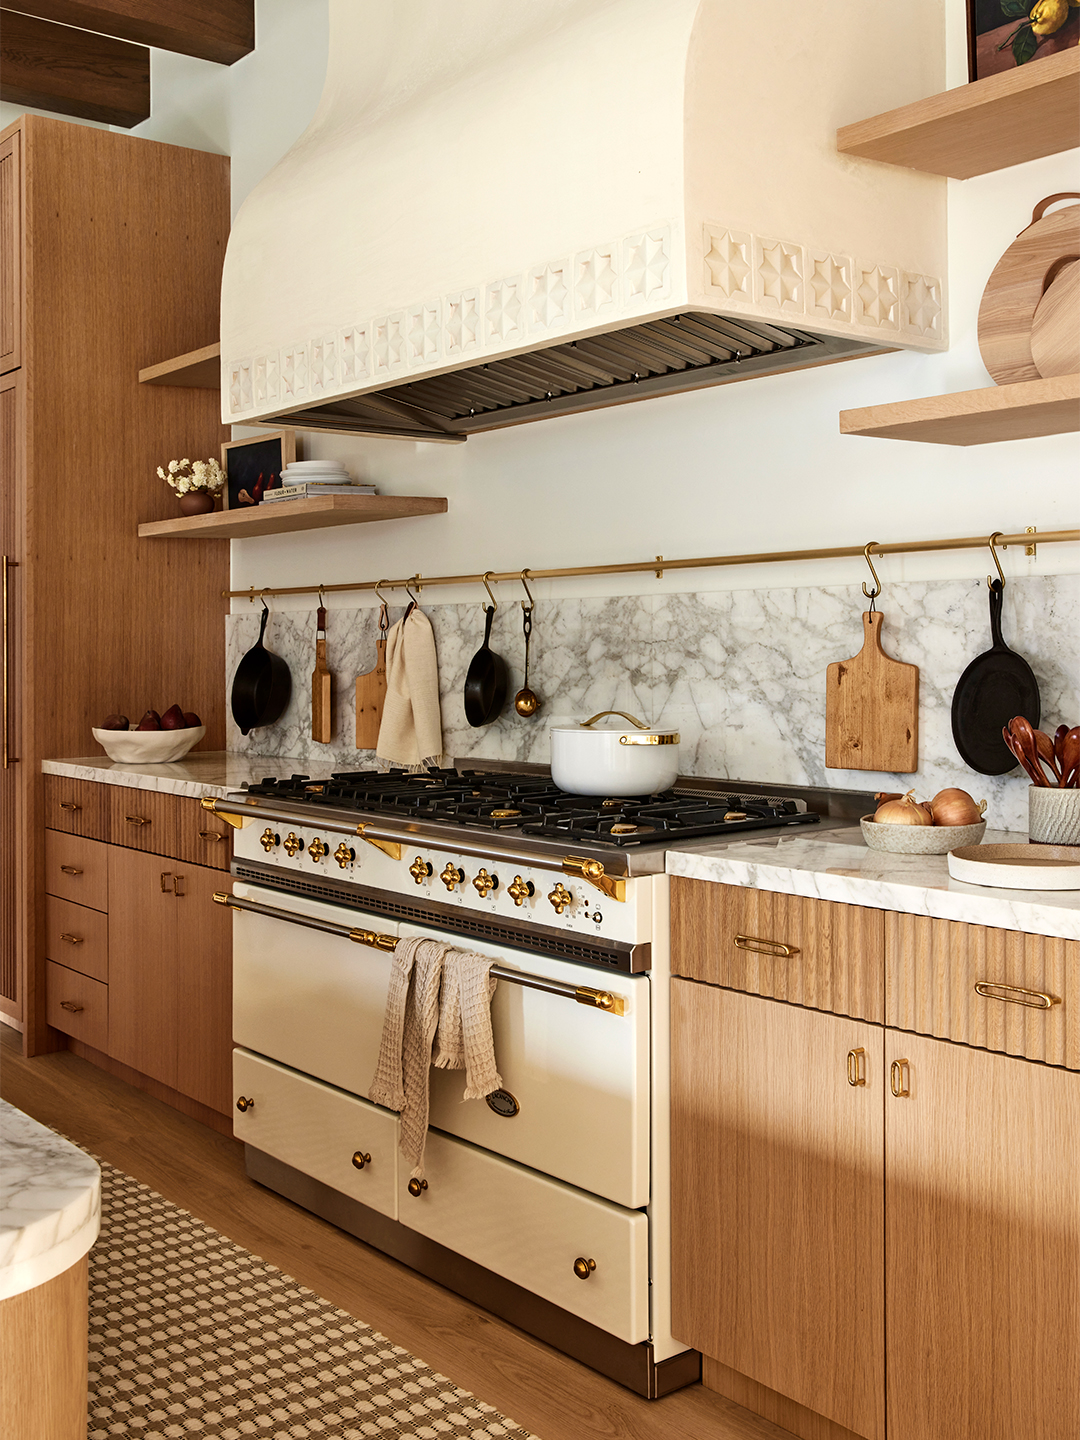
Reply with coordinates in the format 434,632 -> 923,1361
0,8 -> 149,126
5,0 -> 253,65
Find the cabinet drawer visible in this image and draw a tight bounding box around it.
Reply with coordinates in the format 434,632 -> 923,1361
887,913 -> 1080,1070
671,877 -> 884,1023
233,1049 -> 399,1220
175,797 -> 232,870
45,896 -> 107,982
108,787 -> 180,856
44,832 -> 108,911
398,1128 -> 649,1345
46,960 -> 108,1049
42,775 -> 108,840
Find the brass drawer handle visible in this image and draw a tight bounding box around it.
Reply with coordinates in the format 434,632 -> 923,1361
890,1059 -> 910,1098
172,875 -> 185,897
59,1000 -> 84,1014
235,1096 -> 254,1112
160,871 -> 173,892
351,1151 -> 372,1170
60,865 -> 83,876
734,933 -> 800,958
59,800 -> 81,812
974,981 -> 1060,1010
125,814 -> 150,826
573,1257 -> 597,1280
60,932 -> 83,944
407,1177 -> 428,1197
198,829 -> 225,842
847,1047 -> 867,1087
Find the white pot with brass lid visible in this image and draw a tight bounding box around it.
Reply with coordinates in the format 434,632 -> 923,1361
550,712 -> 680,796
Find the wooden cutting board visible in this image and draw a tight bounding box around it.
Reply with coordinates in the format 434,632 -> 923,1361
311,606 -> 332,743
825,611 -> 919,773
355,636 -> 387,749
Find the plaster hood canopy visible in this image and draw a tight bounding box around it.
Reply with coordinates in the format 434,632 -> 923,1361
220,0 -> 948,441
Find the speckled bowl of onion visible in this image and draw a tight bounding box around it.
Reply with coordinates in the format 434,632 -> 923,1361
860,789 -> 987,854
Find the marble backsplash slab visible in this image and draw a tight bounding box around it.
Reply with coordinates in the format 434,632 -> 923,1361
225,574 -> 1079,833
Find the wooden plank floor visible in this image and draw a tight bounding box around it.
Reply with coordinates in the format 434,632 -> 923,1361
0,1028 -> 800,1440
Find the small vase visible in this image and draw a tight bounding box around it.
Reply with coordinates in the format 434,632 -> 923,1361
178,491 -> 215,517
1029,786 -> 1080,846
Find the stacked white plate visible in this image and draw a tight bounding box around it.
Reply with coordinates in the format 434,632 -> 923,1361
281,461 -> 352,480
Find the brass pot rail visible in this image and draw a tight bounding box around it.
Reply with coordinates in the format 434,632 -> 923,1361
223,528 -> 1076,603
213,891 -> 625,1015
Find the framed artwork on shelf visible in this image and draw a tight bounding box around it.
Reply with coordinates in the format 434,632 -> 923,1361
968,0 -> 1079,81
221,430 -> 296,510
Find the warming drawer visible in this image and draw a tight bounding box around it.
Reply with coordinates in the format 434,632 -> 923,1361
233,1049 -> 399,1220
398,1127 -> 649,1345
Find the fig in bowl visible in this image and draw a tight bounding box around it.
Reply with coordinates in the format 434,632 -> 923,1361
92,718 -> 205,763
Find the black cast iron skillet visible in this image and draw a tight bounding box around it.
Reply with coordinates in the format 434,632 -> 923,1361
464,604 -> 507,727
951,579 -> 1040,774
231,603 -> 292,736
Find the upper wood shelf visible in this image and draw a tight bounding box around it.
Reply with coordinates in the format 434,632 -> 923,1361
836,48 -> 1080,178
139,343 -> 221,389
138,494 -> 448,539
839,373 -> 1080,445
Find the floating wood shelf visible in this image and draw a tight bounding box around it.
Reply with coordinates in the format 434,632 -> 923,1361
837,48 -> 1080,178
839,373 -> 1080,445
139,342 -> 221,388
138,494 -> 448,539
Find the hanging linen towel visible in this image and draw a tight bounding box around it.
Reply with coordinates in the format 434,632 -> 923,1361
376,607 -> 443,770
368,936 -> 449,1179
433,950 -> 502,1101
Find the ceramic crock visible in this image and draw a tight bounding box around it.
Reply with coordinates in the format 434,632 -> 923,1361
549,711 -> 680,796
1029,786 -> 1080,845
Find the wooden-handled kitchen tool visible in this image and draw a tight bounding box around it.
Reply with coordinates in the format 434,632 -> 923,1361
311,604 -> 332,743
355,601 -> 388,749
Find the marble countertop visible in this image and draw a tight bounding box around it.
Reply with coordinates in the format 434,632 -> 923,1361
667,827 -> 1080,941
0,1101 -> 100,1300
42,751 -> 308,801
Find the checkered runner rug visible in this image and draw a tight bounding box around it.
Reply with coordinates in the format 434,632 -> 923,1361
88,1160 -> 538,1439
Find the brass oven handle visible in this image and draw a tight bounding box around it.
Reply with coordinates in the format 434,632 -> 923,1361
60,865 -> 83,876
890,1059 -> 911,1098
59,800 -> 81,812
2,555 -> 15,769
974,981 -> 1060,1010
847,1047 -> 866,1087
59,1000 -> 84,1014
734,933 -> 800,958
60,932 -> 83,944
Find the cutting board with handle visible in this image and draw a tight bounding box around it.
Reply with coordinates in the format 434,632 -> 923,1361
311,606 -> 332,743
825,611 -> 919,773
355,606 -> 388,749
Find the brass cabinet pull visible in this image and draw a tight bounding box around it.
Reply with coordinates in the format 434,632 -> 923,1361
172,875 -> 185,897
974,981 -> 1060,1010
59,1000 -> 84,1014
351,1151 -> 372,1170
890,1059 -> 911,1098
407,1177 -> 428,1197
60,865 -> 83,876
235,1096 -> 254,1112
125,814 -> 150,826
734,932 -> 800,958
59,800 -> 81,812
2,555 -> 16,769
160,871 -> 172,892
198,829 -> 224,843
573,1257 -> 597,1280
60,932 -> 83,945
847,1047 -> 867,1087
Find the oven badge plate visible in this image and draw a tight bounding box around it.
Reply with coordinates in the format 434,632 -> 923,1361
485,1088 -> 520,1118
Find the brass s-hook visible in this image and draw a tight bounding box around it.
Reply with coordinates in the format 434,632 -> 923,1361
406,575 -> 423,604
481,571 -> 498,611
520,568 -> 535,612
861,543 -> 882,614
987,532 -> 1006,591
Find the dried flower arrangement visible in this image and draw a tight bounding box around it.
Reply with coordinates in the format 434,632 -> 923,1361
157,458 -> 225,495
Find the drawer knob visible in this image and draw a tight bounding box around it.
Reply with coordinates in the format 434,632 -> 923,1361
733,932 -> 800,958
846,1047 -> 867,1087
59,1000 -> 84,1014
573,1257 -> 597,1280
235,1095 -> 255,1112
198,829 -> 225,843
407,1177 -> 428,1197
974,981 -> 1060,1010
351,1151 -> 372,1170
60,865 -> 83,876
60,932 -> 83,945
59,800 -> 81,812
125,814 -> 150,826
889,1059 -> 911,1099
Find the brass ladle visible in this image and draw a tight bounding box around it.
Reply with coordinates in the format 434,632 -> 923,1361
514,570 -> 540,717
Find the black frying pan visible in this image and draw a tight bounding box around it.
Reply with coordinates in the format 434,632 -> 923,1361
231,603 -> 292,736
464,605 -> 507,727
951,579 -> 1040,774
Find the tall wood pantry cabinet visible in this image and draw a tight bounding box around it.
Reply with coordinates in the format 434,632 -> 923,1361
0,116 -> 230,1054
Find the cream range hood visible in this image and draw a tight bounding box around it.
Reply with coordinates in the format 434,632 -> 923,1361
220,0 -> 948,441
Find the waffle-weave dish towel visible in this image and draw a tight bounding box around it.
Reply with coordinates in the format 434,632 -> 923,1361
376,607 -> 443,769
433,950 -> 502,1101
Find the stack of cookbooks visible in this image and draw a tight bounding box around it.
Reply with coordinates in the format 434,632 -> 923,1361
264,460 -> 378,502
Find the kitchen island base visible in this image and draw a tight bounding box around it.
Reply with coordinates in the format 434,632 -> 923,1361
246,1145 -> 701,1400
0,1255 -> 88,1440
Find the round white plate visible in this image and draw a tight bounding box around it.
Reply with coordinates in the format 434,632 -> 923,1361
947,843 -> 1080,890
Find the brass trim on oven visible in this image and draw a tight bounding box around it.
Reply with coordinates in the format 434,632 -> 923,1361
200,797 -> 245,829
354,821 -> 403,861
561,856 -> 626,904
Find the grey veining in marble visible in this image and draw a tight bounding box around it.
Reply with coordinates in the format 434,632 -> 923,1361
0,1101 -> 100,1299
667,829 -> 1080,941
225,574 -> 1078,833
42,753 -> 312,801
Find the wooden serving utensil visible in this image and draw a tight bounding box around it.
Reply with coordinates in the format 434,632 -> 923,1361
826,611 -> 918,773
1004,716 -> 1052,785
1033,725 -> 1062,783
355,602 -> 389,750
1062,727 -> 1080,789
311,604 -> 332,743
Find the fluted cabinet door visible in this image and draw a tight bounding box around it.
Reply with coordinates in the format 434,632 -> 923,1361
107,847 -> 178,1089
0,369 -> 24,1017
0,130 -> 20,375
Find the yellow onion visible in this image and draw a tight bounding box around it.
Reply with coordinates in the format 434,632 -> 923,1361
929,788 -> 987,827
873,791 -> 933,826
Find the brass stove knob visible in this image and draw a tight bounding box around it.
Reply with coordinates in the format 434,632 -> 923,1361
351,1151 -> 371,1170
573,1257 -> 596,1280
408,855 -> 433,885
507,875 -> 535,908
259,827 -> 280,853
472,868 -> 499,898
407,1177 -> 428,1197
308,837 -> 329,862
547,882 -> 573,915
283,832 -> 304,858
334,842 -> 355,869
440,862 -> 466,892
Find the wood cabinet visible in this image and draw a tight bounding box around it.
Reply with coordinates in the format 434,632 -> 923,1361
670,876 -> 1080,1440
0,114 -> 230,1052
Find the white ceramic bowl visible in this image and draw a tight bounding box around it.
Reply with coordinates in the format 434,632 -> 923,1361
860,815 -> 986,855
92,725 -> 205,763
